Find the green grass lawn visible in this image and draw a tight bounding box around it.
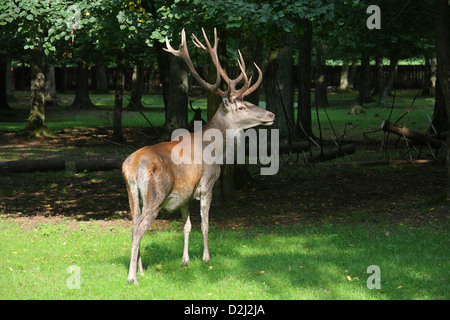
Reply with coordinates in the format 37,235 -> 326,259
0,217 -> 447,300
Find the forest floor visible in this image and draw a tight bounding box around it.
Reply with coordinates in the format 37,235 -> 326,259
0,125 -> 448,232
1,90 -> 448,230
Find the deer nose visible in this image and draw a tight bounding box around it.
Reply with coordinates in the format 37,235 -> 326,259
268,112 -> 275,119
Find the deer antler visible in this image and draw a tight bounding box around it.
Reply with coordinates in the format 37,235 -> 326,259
164,28 -> 221,93
164,28 -> 262,102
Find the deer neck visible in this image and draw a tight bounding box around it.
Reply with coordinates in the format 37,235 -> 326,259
201,104 -> 241,155
203,106 -> 228,133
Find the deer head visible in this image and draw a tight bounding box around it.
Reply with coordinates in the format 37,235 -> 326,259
164,28 -> 274,131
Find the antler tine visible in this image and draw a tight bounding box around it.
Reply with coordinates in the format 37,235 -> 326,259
234,49 -> 246,84
164,36 -> 180,56
231,50 -> 249,100
192,34 -> 207,51
242,62 -> 263,98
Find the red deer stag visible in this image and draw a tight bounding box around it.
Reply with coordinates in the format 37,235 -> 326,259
122,28 -> 274,284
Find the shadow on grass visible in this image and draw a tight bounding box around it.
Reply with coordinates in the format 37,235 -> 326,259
113,225 -> 448,300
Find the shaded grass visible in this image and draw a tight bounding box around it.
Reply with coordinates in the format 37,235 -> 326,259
0,217 -> 447,300
1,90 -> 435,142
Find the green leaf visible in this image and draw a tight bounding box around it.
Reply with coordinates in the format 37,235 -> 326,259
116,11 -> 125,23
26,14 -> 33,21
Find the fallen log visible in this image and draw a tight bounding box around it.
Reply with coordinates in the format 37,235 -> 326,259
278,142 -> 310,154
305,144 -> 355,163
381,120 -> 442,149
75,158 -> 125,173
244,141 -> 310,156
0,158 -> 65,173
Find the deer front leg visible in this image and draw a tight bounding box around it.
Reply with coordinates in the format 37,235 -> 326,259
180,206 -> 191,266
198,165 -> 220,263
200,191 -> 213,263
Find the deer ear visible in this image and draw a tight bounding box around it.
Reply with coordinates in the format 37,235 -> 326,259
222,98 -> 231,113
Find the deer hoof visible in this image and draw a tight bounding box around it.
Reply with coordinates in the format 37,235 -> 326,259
127,277 -> 139,286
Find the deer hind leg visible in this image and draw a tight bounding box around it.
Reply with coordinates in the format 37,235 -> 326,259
180,205 -> 191,266
124,179 -> 141,284
127,207 -> 158,285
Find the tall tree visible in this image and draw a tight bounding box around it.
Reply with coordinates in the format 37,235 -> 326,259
24,35 -> 47,136
44,64 -> 57,105
265,33 -> 295,142
0,56 -> 11,110
314,40 -> 330,109
94,62 -> 109,94
113,47 -> 125,142
297,18 -> 313,139
358,50 -> 373,105
70,62 -> 95,109
338,61 -> 350,91
165,56 -> 188,132
127,64 -> 145,109
434,0 -> 450,197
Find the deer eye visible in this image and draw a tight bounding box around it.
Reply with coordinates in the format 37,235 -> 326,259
238,106 -> 245,111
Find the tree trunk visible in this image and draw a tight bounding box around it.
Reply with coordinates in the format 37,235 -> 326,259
75,159 -> 124,173
44,64 -> 57,105
358,51 -> 373,105
338,61 -> 349,91
60,63 -> 67,93
297,19 -> 313,139
348,58 -> 357,89
314,41 -> 330,109
154,41 -> 170,109
95,62 -> 109,93
433,77 -> 449,133
6,59 -> 14,102
70,62 -> 95,109
207,29 -> 228,121
112,48 -> 125,142
422,55 -> 432,96
245,41 -> 263,106
306,144 -> 355,163
148,1 -> 170,108
206,58 -> 223,121
127,64 -> 145,109
380,54 -> 399,108
0,55 -> 11,110
372,56 -> 384,96
265,33 -> 295,142
381,120 -> 442,149
165,56 -> 188,132
0,159 -> 65,173
431,56 -> 437,89
24,37 -> 49,136
434,0 -> 450,198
